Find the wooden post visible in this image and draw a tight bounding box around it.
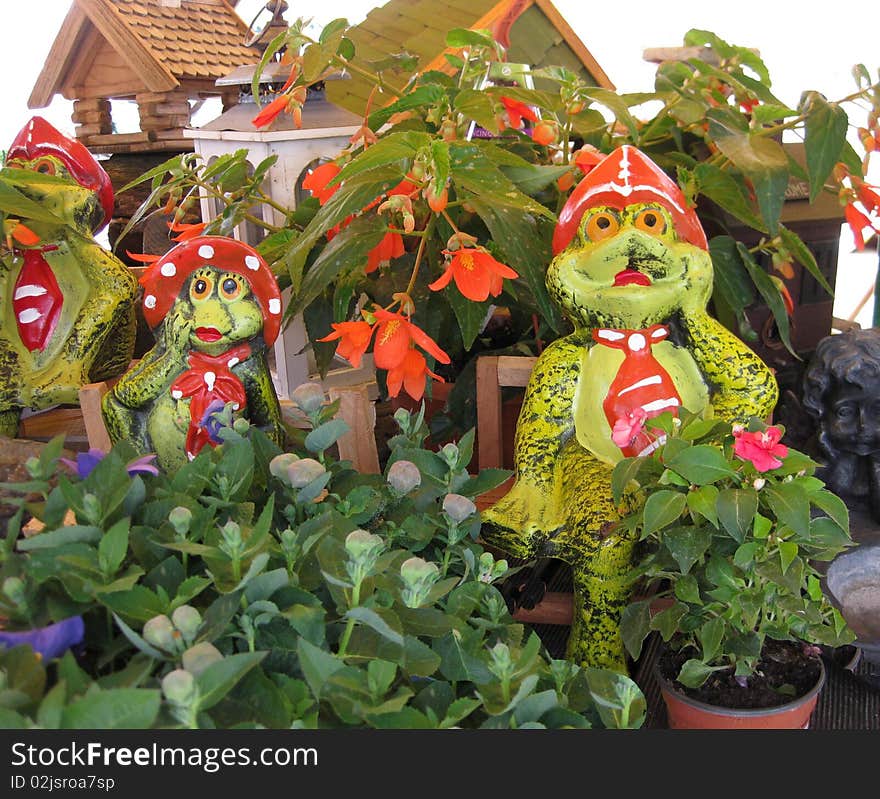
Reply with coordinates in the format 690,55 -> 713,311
78,381 -> 113,452
328,383 -> 381,474
476,356 -> 503,470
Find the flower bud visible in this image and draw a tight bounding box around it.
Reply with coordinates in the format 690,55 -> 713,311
171,605 -> 202,642
168,506 -> 193,537
269,453 -> 300,482
400,556 -> 440,608
25,456 -> 41,479
2,577 -> 26,605
442,493 -> 476,524
82,493 -> 101,523
143,615 -> 179,653
439,443 -> 460,467
344,529 -> 385,562
287,458 -> 326,488
387,460 -> 421,494
290,382 -> 326,414
181,641 -> 223,677
161,668 -> 197,705
753,477 -> 766,491
232,417 -> 250,435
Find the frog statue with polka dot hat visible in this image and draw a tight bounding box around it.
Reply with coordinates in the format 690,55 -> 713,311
480,145 -> 778,673
102,236 -> 284,472
0,116 -> 138,436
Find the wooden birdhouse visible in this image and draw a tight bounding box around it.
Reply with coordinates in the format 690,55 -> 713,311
28,0 -> 257,154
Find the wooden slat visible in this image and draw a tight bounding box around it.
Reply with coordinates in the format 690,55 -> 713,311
328,383 -> 381,475
78,382 -> 113,452
18,408 -> 87,442
476,356 -> 504,470
497,355 -> 536,387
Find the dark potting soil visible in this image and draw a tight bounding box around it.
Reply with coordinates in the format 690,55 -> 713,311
658,640 -> 823,710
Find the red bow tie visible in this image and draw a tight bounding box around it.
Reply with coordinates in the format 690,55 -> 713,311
592,324 -> 682,456
170,343 -> 252,459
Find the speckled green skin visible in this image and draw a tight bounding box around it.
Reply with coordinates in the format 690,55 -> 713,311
481,204 -> 778,672
0,174 -> 137,436
101,267 -> 283,473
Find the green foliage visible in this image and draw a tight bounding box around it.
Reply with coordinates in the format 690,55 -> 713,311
616,411 -> 856,689
0,388 -> 643,729
114,19 -> 880,438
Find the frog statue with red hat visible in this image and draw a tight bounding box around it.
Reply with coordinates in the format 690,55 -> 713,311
0,116 -> 138,436
101,236 -> 284,472
481,145 -> 778,673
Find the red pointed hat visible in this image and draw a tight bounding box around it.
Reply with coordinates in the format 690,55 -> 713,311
6,116 -> 115,232
140,236 -> 283,346
552,145 -> 707,255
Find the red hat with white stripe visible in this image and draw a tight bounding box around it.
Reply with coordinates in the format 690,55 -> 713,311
6,116 -> 115,232
139,236 -> 282,346
552,145 -> 707,255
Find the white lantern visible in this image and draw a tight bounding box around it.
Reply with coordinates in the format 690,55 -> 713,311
184,64 -> 373,398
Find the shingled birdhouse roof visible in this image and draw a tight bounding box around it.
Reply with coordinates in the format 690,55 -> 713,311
28,0 -> 254,108
326,0 -> 615,116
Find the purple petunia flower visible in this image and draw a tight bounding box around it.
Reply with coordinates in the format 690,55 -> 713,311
60,450 -> 159,479
198,399 -> 228,445
0,616 -> 84,660
60,448 -> 106,479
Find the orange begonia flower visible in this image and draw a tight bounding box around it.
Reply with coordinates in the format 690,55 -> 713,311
430,247 -> 519,302
845,203 -> 876,251
573,145 -> 604,175
366,231 -> 405,274
317,320 -> 375,369
125,250 -> 161,264
386,348 -> 444,401
167,220 -> 207,242
251,94 -> 291,129
10,222 -> 40,247
302,162 -> 343,206
500,97 -> 539,130
856,181 -> 880,215
372,309 -> 450,371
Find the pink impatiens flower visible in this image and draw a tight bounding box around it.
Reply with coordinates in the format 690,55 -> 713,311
611,408 -> 647,448
733,426 -> 788,472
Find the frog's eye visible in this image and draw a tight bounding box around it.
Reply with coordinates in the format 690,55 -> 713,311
32,158 -> 57,176
219,274 -> 244,301
190,275 -> 214,302
585,211 -> 619,242
634,209 -> 667,236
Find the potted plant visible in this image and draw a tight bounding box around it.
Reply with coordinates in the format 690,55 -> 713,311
615,410 -> 855,729
0,387 -> 645,729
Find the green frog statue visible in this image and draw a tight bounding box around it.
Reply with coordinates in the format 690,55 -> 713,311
481,145 -> 778,672
0,116 -> 138,436
102,236 -> 284,472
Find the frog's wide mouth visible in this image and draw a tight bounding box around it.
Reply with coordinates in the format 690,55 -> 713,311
612,268 -> 652,287
195,327 -> 224,342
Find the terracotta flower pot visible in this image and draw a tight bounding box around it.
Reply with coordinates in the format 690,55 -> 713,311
655,658 -> 826,730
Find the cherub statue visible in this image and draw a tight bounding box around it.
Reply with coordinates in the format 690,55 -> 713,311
803,328 -> 880,521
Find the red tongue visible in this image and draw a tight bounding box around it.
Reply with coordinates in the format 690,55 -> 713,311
613,269 -> 652,287
196,327 -> 223,342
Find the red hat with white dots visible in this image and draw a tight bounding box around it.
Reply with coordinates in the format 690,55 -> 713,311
139,236 -> 283,346
552,145 -> 707,255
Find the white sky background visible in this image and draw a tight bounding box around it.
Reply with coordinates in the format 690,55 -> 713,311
1,0 -> 879,321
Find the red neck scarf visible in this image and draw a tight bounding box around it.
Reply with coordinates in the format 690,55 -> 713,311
169,343 -> 252,459
12,246 -> 61,352
592,324 -> 681,456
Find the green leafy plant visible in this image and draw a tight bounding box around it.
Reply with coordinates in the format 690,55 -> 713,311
616,410 -> 855,691
0,388 -> 645,729
117,19 -> 880,437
